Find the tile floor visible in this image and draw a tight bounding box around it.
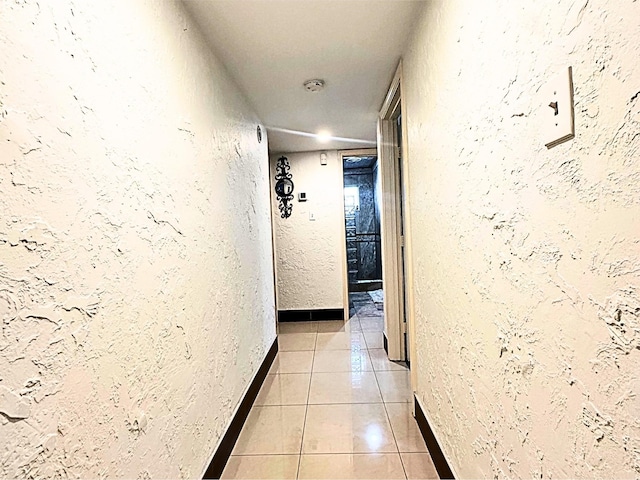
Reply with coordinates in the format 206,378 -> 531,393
221,294 -> 439,479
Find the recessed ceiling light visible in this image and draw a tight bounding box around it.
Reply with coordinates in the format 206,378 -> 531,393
317,130 -> 331,143
304,79 -> 325,93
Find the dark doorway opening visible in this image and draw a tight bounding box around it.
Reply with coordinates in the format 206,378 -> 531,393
342,153 -> 383,319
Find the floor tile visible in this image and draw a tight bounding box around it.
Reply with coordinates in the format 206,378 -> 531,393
269,351 -> 314,374
401,452 -> 440,479
369,348 -> 408,371
315,332 -> 367,351
254,374 -> 311,406
223,293 -> 425,479
278,321 -> 317,333
352,303 -> 383,317
278,332 -> 316,351
317,319 -> 361,333
221,455 -> 299,479
308,371 -> 382,404
385,402 -> 428,452
376,370 -> 412,403
359,316 -> 384,332
302,403 -> 397,454
312,349 -> 373,373
363,331 -> 384,349
298,453 -> 406,479
232,405 -> 306,455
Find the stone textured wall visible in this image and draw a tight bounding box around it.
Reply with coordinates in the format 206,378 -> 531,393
271,151 -> 345,311
344,169 -> 381,282
403,0 -> 640,477
0,1 -> 275,478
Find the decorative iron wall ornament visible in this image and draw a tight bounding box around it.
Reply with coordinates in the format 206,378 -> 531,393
274,156 -> 294,218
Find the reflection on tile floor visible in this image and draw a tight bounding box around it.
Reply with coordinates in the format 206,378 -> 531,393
222,294 -> 439,479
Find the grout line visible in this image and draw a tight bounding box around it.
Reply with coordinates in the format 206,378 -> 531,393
298,452 -> 402,456
398,453 -> 411,480
230,452 -> 409,456
229,453 -> 304,457
296,341 -> 315,479
305,401 -> 386,406
373,356 -> 408,480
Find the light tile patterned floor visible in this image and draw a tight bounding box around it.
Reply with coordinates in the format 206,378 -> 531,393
222,295 -> 439,479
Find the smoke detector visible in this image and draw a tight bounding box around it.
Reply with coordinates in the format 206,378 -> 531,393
304,79 -> 325,93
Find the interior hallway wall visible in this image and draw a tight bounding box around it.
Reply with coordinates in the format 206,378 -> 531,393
0,1 -> 275,478
270,151 -> 344,311
402,0 -> 640,477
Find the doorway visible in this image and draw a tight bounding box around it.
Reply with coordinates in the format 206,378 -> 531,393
378,61 -> 414,374
341,149 -> 384,321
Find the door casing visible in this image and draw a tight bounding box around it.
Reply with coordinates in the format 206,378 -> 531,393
378,61 -> 417,395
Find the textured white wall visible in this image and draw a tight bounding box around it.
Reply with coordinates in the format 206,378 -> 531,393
403,0 -> 640,477
404,0 -> 640,478
271,151 -> 345,311
0,1 -> 275,478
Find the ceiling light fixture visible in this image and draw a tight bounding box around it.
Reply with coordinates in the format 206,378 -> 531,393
266,126 -> 376,146
316,130 -> 331,143
303,79 -> 325,93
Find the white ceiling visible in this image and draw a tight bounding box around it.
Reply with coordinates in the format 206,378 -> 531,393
183,0 -> 424,153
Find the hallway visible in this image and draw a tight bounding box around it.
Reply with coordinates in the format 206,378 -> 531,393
221,302 -> 437,479
3,1 -> 639,478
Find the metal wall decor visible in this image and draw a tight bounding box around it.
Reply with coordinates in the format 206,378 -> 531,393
274,156 -> 294,218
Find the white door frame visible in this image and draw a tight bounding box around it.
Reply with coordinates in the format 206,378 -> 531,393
338,148 -> 378,322
378,61 -> 416,378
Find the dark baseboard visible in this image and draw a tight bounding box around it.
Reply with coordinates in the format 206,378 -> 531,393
278,308 -> 344,322
414,395 -> 455,480
313,308 -> 344,321
383,332 -> 388,354
203,337 -> 278,479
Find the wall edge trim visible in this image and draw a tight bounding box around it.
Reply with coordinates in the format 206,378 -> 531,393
414,394 -> 456,480
202,337 -> 279,479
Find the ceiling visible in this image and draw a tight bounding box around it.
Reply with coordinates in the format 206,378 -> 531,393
343,154 -> 378,170
182,0 -> 424,153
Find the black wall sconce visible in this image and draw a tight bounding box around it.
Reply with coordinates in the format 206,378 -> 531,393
274,156 -> 294,218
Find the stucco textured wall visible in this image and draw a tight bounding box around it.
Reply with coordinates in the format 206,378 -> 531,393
0,1 -> 275,478
271,151 -> 345,311
403,0 -> 640,477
